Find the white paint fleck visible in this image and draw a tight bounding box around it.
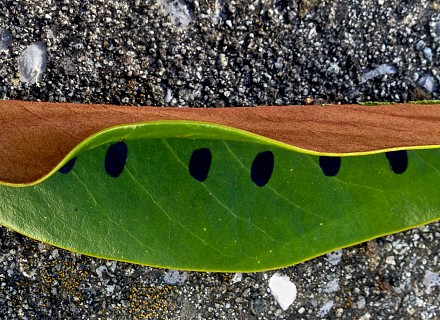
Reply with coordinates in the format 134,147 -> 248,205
18,41 -> 47,84
323,278 -> 340,293
158,0 -> 194,29
360,63 -> 397,83
95,265 -> 108,277
268,273 -> 297,311
423,270 -> 440,294
317,301 -> 334,317
163,269 -> 187,286
326,250 -> 343,265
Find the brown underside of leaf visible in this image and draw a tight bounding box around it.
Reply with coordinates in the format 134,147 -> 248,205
1,100 -> 440,184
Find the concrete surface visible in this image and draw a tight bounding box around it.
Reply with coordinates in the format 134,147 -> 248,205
1,0 -> 439,318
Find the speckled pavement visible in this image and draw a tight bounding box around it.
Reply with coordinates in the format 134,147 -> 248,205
1,0 -> 439,319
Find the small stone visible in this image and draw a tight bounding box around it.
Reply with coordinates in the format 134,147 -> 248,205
385,256 -> 396,265
18,42 -> 47,84
336,308 -> 344,317
304,97 -> 314,105
165,88 -> 173,103
418,73 -> 438,93
268,273 -> 297,311
50,249 -> 59,259
356,296 -> 366,309
327,63 -> 340,75
415,40 -> 425,50
359,313 -> 372,320
407,306 -> 416,316
423,47 -> 433,61
231,273 -> 242,284
218,53 -> 228,69
0,29 -> 12,51
106,285 -> 115,294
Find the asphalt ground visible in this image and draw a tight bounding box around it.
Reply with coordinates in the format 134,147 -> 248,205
0,0 -> 439,319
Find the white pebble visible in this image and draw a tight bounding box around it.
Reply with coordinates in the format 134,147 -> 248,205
106,285 -> 115,294
327,63 -> 340,75
231,273 -> 242,284
218,53 -> 228,69
385,256 -> 396,265
356,296 -> 366,309
164,87 -> 173,103
423,47 -> 433,61
418,73 -> 438,93
18,41 -> 47,84
268,273 -> 297,311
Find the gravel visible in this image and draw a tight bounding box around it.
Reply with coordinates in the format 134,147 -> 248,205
0,0 -> 439,319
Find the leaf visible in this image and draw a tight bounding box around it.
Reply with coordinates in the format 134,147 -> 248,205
1,101 -> 440,271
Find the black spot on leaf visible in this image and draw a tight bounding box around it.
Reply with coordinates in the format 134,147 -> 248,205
319,156 -> 341,176
105,142 -> 128,178
386,150 -> 408,174
189,148 -> 212,182
58,157 -> 77,174
251,151 -> 274,187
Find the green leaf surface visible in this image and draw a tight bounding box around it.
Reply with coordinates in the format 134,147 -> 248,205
0,121 -> 439,272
